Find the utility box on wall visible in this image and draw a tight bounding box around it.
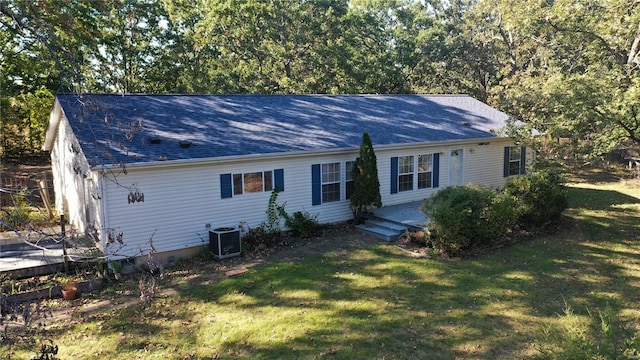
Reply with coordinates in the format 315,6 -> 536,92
209,227 -> 241,259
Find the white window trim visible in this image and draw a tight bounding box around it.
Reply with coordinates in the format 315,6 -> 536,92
418,153 -> 434,189
321,162 -> 341,203
232,170 -> 274,195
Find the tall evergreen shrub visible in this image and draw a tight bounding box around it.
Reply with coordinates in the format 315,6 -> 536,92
351,131 -> 382,224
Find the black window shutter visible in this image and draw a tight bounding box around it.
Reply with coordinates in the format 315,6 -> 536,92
274,169 -> 284,191
311,164 -> 321,205
220,173 -> 233,199
391,157 -> 398,194
433,153 -> 440,188
503,147 -> 510,178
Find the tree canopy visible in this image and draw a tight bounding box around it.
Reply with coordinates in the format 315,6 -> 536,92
475,0 -> 640,156
1,0 -> 639,158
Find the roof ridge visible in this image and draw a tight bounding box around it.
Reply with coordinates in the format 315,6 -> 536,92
56,93 -> 471,98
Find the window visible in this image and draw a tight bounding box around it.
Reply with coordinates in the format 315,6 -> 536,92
418,154 -> 433,189
312,161 -> 355,205
233,174 -> 243,195
237,171 -> 273,194
244,172 -> 270,193
264,171 -> 273,191
504,146 -> 526,177
322,162 -> 341,203
345,160 -> 356,200
398,156 -> 414,192
508,147 -> 521,176
220,169 -> 284,198
391,154 -> 439,194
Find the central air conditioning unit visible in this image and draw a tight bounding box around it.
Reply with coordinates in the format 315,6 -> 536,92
209,227 -> 242,259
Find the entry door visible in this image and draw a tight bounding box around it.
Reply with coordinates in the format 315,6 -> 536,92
449,148 -> 464,186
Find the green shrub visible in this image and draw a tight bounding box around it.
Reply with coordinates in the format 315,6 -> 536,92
264,189 -> 319,238
422,185 -> 516,254
265,190 -> 287,235
487,191 -> 519,239
246,190 -> 320,252
503,170 -> 568,229
421,169 -> 568,255
284,211 -> 319,238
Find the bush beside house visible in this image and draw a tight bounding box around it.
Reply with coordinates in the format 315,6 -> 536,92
503,170 -> 568,229
422,170 -> 568,255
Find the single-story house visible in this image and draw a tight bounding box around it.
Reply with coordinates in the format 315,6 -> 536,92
43,94 -> 531,262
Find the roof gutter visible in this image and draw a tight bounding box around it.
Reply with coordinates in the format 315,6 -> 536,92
93,136 -> 513,172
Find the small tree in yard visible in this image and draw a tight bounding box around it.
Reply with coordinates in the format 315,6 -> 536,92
351,131 -> 382,224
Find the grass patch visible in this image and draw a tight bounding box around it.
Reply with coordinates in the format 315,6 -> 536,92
3,179 -> 640,359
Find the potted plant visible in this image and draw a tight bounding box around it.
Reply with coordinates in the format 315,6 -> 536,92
61,279 -> 77,300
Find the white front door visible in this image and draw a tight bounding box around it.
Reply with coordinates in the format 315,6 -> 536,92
449,148 -> 464,186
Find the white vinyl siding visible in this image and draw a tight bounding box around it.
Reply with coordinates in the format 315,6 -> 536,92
98,139 -> 514,258
464,140 -> 514,187
103,155 -> 357,257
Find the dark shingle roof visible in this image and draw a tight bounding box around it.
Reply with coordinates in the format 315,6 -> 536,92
55,94 -> 509,166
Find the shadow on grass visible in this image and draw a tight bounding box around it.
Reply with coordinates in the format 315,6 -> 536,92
565,186 -> 640,240
17,185 -> 639,359
563,163 -> 628,184
175,247 -> 525,359
568,187 -> 640,210
33,230 -> 640,359
167,185 -> 640,359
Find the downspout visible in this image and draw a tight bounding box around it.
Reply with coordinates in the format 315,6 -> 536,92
99,169 -> 110,258
81,175 -> 87,231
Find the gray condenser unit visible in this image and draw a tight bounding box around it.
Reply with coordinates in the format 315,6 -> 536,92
209,227 -> 242,259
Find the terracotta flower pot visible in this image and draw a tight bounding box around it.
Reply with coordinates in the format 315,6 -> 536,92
61,286 -> 77,300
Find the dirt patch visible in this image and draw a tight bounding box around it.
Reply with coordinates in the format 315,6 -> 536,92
1,154 -> 53,207
1,154 -> 52,186
565,163 -> 630,184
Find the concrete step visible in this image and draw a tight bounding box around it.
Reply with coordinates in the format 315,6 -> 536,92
355,223 -> 404,242
365,219 -> 407,232
361,212 -> 425,232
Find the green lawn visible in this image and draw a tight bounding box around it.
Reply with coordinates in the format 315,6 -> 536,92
3,179 -> 640,359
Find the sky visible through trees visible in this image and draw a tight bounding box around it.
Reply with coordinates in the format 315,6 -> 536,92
1,0 -> 639,158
